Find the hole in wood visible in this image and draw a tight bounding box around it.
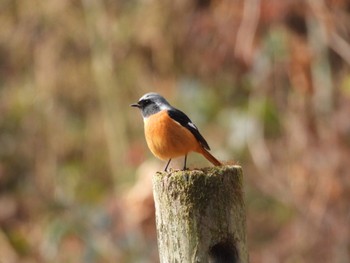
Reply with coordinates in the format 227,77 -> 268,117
208,239 -> 239,263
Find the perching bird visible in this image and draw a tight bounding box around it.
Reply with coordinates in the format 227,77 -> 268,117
131,92 -> 222,171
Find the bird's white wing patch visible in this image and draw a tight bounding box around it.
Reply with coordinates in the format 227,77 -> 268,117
187,122 -> 198,130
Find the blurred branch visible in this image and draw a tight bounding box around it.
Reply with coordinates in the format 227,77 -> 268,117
235,0 -> 260,65
0,228 -> 18,263
247,96 -> 291,204
82,0 -> 128,187
307,13 -> 333,113
308,0 -> 350,65
329,32 -> 350,65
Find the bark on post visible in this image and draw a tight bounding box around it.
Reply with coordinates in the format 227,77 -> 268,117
152,165 -> 248,263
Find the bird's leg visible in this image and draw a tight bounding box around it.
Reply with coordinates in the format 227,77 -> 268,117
183,154 -> 188,170
164,159 -> 172,172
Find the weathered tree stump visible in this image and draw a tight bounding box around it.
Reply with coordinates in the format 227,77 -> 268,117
152,165 -> 248,263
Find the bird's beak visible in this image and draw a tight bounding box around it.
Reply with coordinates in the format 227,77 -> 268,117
130,102 -> 140,108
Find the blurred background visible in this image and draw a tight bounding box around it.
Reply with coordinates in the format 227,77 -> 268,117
1,0 -> 350,262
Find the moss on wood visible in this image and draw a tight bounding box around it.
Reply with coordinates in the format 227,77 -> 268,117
152,165 -> 248,263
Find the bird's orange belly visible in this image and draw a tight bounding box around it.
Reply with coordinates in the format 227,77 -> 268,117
144,110 -> 199,160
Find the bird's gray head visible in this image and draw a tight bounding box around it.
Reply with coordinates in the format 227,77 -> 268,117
130,92 -> 171,118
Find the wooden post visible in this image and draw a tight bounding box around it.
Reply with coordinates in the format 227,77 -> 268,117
152,165 -> 248,263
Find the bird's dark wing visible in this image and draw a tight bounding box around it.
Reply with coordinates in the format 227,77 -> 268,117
167,109 -> 210,150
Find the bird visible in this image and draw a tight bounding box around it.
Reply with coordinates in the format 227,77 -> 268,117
131,92 -> 222,171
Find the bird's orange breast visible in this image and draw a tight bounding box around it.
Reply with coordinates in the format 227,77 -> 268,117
144,110 -> 200,160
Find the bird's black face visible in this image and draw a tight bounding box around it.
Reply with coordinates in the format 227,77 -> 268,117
131,92 -> 171,118
136,98 -> 152,108
131,97 -> 160,118
131,97 -> 153,109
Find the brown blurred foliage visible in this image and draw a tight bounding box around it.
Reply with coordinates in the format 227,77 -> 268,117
1,0 -> 350,262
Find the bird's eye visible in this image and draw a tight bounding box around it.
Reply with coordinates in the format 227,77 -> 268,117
143,99 -> 150,105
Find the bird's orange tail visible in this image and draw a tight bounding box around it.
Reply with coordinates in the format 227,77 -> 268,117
199,147 -> 222,166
